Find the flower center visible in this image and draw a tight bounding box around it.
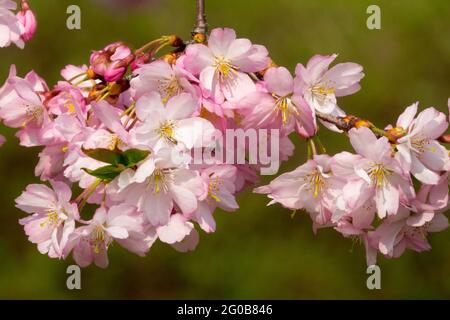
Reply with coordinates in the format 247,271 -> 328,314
410,136 -> 436,154
303,168 -> 326,198
23,104 -> 44,127
108,134 -> 124,151
40,210 -> 61,228
367,164 -> 392,188
275,96 -> 298,125
213,56 -> 238,82
310,82 -> 336,105
147,168 -> 172,194
208,176 -> 222,202
158,75 -> 181,104
90,224 -> 111,254
156,120 -> 178,144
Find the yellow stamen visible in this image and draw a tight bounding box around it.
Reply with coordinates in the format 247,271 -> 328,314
40,210 -> 60,228
214,57 -> 238,81
304,169 -> 326,198
156,120 -> 177,144
368,164 -> 392,188
66,103 -> 75,113
208,177 -> 221,202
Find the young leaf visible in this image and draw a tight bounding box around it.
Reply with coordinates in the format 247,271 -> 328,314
82,165 -> 123,182
122,149 -> 150,167
82,148 -> 125,165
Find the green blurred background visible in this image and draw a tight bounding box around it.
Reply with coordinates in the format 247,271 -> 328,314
0,0 -> 449,299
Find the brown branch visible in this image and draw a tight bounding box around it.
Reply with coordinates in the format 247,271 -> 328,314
316,111 -> 450,144
315,111 -> 397,142
192,0 -> 208,36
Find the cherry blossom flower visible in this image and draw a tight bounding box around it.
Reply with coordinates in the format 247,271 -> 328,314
394,102 -> 449,184
64,204 -> 155,268
16,181 -> 79,258
255,155 -> 346,227
371,205 -> 448,259
295,54 -> 364,115
113,149 -> 205,226
238,66 -> 317,137
342,127 -> 414,218
193,165 -> 239,233
184,27 -> 269,103
132,92 -> 215,152
131,60 -> 198,101
0,65 -> 50,146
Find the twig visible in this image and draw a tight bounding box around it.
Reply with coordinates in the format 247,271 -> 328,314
192,0 -> 208,36
315,111 -> 397,142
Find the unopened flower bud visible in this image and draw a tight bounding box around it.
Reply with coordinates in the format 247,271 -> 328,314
89,42 -> 134,82
193,33 -> 206,43
17,0 -> 37,42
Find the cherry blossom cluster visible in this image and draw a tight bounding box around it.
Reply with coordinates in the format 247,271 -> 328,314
256,102 -> 450,265
0,25 -> 448,268
1,28 -> 286,268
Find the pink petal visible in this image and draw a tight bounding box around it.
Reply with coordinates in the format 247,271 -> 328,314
264,67 -> 294,97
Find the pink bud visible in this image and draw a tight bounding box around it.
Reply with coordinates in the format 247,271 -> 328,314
17,1 -> 37,42
89,42 -> 134,82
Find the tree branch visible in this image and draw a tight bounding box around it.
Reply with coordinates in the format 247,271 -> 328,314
192,0 -> 208,36
315,111 -> 397,142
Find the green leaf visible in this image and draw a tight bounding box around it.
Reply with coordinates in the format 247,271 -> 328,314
122,149 -> 150,167
82,165 -> 123,182
82,148 -> 125,165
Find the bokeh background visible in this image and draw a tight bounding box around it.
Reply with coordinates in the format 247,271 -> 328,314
0,0 -> 449,299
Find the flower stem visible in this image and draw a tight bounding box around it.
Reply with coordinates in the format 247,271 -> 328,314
76,179 -> 102,211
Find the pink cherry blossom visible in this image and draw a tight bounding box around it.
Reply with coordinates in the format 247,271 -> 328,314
132,92 -> 215,151
112,149 -> 205,226
16,181 -> 79,258
295,54 -> 364,115
64,204 -> 154,268
341,127 -> 414,218
255,155 -> 346,227
184,27 -> 269,103
193,165 -> 239,233
0,65 -> 50,146
371,205 -> 448,259
238,66 -> 317,137
395,102 -> 450,184
131,60 -> 198,101
46,82 -> 86,117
